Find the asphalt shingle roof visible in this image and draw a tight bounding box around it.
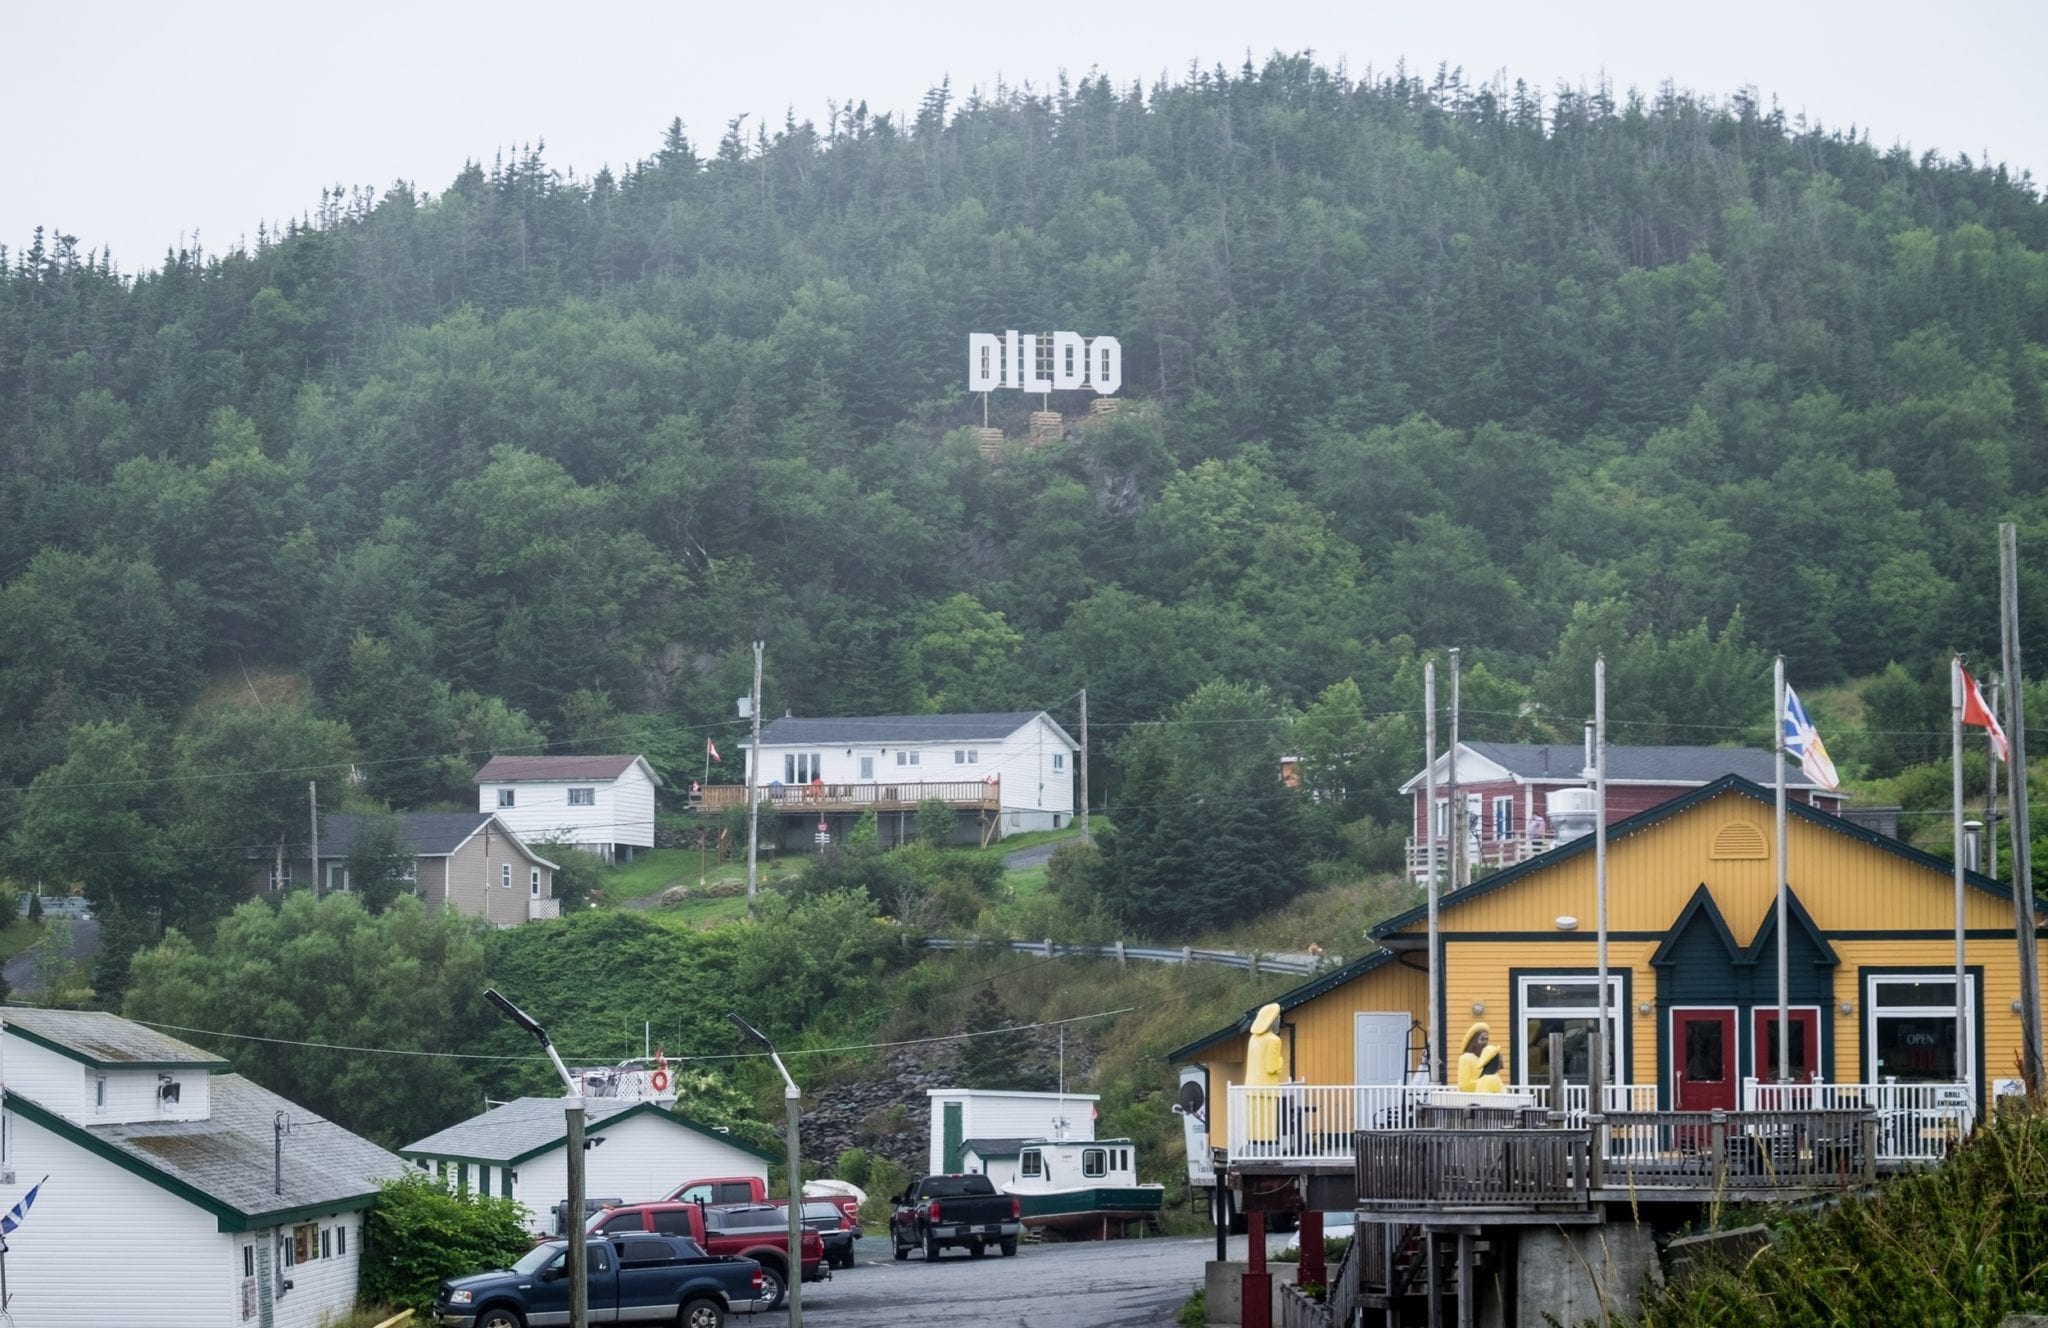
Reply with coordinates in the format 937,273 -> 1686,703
4,1008 -> 229,1069
1432,742 -> 1828,789
402,1096 -> 649,1162
475,755 -> 650,782
962,1137 -> 1032,1158
317,812 -> 492,859
753,712 -> 1064,746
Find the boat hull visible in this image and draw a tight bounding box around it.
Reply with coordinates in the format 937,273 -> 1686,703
1012,1186 -> 1164,1236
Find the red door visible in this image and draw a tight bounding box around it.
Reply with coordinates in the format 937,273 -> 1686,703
1671,1008 -> 1737,1112
1753,1008 -> 1820,1084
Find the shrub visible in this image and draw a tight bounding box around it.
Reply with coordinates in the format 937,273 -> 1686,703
915,798 -> 958,846
360,1173 -> 534,1311
1045,842 -> 1102,907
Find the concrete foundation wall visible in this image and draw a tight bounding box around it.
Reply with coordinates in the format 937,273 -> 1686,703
1515,1223 -> 1663,1328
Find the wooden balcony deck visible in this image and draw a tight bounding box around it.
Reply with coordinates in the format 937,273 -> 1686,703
697,779 -> 1001,815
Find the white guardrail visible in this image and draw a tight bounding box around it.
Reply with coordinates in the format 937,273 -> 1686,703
1225,1080 -> 1974,1168
919,936 -> 1327,975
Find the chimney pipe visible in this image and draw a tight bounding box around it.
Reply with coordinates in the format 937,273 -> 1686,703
1964,819 -> 1984,873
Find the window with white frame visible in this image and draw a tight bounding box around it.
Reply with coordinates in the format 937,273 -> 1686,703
955,750 -> 966,764
568,787 -> 594,806
1082,1148 -> 1108,1178
268,863 -> 291,891
1867,973 -> 1975,1083
530,867 -> 541,897
1052,753 -> 1064,771
497,788 -> 515,808
501,864 -> 512,889
400,860 -> 417,884
1432,797 -> 1449,838
1492,796 -> 1514,839
1518,975 -> 1627,1085
1019,1149 -> 1042,1178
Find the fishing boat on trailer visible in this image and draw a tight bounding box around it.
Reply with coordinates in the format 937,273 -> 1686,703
991,1137 -> 1163,1238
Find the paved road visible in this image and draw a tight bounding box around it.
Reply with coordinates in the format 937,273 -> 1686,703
756,1233 -> 1251,1327
1002,837 -> 1080,871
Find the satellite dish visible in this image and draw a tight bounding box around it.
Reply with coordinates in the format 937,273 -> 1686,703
1176,1079 -> 1206,1116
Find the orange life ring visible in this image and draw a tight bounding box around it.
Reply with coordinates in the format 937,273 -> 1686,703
650,1070 -> 670,1093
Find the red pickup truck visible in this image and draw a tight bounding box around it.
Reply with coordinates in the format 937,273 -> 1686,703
666,1173 -> 862,1230
590,1201 -> 825,1311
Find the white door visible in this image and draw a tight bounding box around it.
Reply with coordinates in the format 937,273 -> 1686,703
1355,1012 -> 1413,1133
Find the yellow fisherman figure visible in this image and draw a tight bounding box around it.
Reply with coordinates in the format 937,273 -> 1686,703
1245,1002 -> 1286,1143
1457,1021 -> 1507,1094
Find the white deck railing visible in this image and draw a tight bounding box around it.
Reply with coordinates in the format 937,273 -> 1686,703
528,897 -> 562,921
1225,1081 -> 1970,1168
1741,1078 -> 1973,1163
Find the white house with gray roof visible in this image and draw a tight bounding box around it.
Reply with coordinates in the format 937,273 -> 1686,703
0,1007 -> 403,1328
474,754 -> 662,863
402,1097 -> 774,1235
731,711 -> 1079,845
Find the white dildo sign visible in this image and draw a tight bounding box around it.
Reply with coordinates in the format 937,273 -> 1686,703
968,332 -> 1122,395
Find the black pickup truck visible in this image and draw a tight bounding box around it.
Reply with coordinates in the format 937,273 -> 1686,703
889,1173 -> 1023,1260
432,1234 -> 762,1328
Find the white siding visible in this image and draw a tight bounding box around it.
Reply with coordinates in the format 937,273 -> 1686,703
269,1211 -> 367,1328
2,1040 -> 87,1117
3,1110 -> 241,1328
926,1090 -> 1098,1173
479,763 -> 657,853
500,1113 -> 768,1233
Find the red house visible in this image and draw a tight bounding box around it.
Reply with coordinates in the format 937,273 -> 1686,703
1400,742 -> 1849,881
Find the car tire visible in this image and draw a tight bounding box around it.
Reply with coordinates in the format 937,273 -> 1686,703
925,1233 -> 941,1261
679,1296 -> 725,1328
893,1241 -> 909,1261
477,1310 -> 524,1328
757,1263 -> 787,1310
1000,1237 -> 1018,1257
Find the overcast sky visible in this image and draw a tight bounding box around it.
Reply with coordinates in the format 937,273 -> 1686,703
8,0 -> 2043,274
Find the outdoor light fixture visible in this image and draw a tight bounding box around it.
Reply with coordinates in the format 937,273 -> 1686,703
1470,1001 -> 1485,1016
486,990 -> 586,1328
1555,915 -> 1578,931
1637,1002 -> 1652,1016
1840,1001 -> 1855,1015
2016,1000 -> 2026,1015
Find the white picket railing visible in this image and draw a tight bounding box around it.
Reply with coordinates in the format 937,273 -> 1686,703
1741,1078 -> 1973,1163
1226,1082 -> 1658,1165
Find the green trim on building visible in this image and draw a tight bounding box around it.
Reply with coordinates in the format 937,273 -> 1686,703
4,1022 -> 229,1073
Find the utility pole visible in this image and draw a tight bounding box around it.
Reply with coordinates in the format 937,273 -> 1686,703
486,991 -> 586,1328
746,640 -> 763,912
1448,648 -> 1462,891
731,1013 -> 804,1328
2000,523 -> 2043,1091
1078,689 -> 1091,846
1424,661 -> 1439,1082
1990,673 -> 2003,881
308,782 -> 319,899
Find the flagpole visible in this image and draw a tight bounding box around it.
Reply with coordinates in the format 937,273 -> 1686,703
1775,655 -> 1789,1084
1999,522 -> 2044,1091
1425,660 -> 1440,1084
700,739 -> 713,888
1595,655 -> 1609,1101
1952,655 -> 1970,1091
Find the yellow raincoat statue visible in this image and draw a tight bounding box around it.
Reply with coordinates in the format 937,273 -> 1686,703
1244,1002 -> 1286,1143
1456,1021 -> 1506,1094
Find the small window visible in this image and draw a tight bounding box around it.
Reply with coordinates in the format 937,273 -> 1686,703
896,751 -> 907,767
1020,1150 -> 1042,1178
909,751 -> 920,766
1053,753 -> 1065,771
955,750 -> 966,765
501,864 -> 512,889
620,1238 -> 672,1267
1082,1149 -> 1108,1179
321,1228 -> 332,1259
268,863 -> 292,891
788,755 -> 799,782
243,1245 -> 254,1277
651,1209 -> 695,1238
599,1212 -> 640,1234
95,1076 -> 106,1111
338,1226 -> 347,1257
497,788 -> 515,808
400,860 -> 417,884
968,750 -> 978,763
568,787 -> 595,806
530,867 -> 542,897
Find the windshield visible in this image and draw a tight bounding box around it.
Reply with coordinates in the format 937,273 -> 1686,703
919,1176 -> 997,1199
510,1244 -> 561,1276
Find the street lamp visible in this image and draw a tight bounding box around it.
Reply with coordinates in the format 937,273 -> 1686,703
729,1011 -> 803,1328
487,990 -> 587,1328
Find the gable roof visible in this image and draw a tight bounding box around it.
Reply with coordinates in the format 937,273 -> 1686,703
1166,949 -> 1402,1064
6,1074 -> 402,1232
1399,742 -> 1834,794
1743,887 -> 1840,969
962,1137 -> 1031,1159
401,1097 -> 776,1166
3,1008 -> 230,1071
1648,884 -> 1744,969
474,755 -> 662,785
751,712 -> 1076,750
250,813 -> 558,870
1370,773 -> 2013,943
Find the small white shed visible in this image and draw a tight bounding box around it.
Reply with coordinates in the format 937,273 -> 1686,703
927,1088 -> 1097,1174
403,1098 -> 774,1234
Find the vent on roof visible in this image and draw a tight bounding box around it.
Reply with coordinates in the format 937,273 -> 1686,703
1711,822 -> 1769,860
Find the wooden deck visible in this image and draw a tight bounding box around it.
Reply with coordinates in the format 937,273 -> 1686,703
697,779 -> 1001,814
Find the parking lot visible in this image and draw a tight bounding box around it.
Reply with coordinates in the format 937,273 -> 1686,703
752,1232 -> 1253,1327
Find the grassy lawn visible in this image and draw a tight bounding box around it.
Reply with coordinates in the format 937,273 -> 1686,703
1007,866 -> 1049,901
645,895 -> 754,929
598,849 -> 762,903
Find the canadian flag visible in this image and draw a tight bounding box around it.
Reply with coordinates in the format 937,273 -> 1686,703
706,738 -> 722,763
1960,663 -> 2010,763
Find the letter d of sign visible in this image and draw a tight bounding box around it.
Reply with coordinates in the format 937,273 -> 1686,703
967,334 -> 1001,392
1051,332 -> 1087,391
1087,336 -> 1123,396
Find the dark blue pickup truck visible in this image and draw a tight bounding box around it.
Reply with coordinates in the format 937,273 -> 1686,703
433,1233 -> 762,1328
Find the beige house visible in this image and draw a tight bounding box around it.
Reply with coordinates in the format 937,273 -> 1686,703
253,812 -> 559,926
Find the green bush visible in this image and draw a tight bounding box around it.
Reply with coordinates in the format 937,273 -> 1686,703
915,798 -> 958,846
1045,842 -> 1102,907
360,1173 -> 534,1311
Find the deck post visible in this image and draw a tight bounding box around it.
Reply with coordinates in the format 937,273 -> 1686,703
1546,1032 -> 1565,1128
1710,1109 -> 1728,1190
1456,1231 -> 1475,1328
1242,1212 -> 1271,1328
1425,1231 -> 1441,1327
1860,1114 -> 1878,1186
1299,1209 -> 1325,1300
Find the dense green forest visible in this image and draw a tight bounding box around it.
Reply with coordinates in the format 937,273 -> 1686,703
5,56 -> 2048,951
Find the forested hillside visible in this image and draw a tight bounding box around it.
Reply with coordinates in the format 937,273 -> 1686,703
5,56 -> 2047,942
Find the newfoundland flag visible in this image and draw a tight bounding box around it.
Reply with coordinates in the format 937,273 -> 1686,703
0,1178 -> 45,1235
1781,685 -> 1841,790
